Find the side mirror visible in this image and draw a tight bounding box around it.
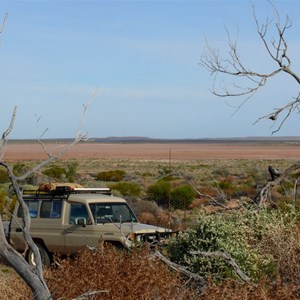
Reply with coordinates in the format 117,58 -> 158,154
76,217 -> 87,227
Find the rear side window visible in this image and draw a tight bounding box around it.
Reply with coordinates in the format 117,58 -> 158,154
17,201 -> 39,218
40,200 -> 62,219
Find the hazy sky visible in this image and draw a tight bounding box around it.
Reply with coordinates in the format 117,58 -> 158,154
0,0 -> 299,139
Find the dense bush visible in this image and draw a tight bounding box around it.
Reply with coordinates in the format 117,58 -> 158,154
167,208 -> 300,281
13,163 -> 29,176
46,246 -> 197,299
126,197 -> 177,229
96,170 -> 126,182
109,181 -> 141,197
43,165 -> 66,180
170,184 -> 196,209
0,169 -> 9,183
147,180 -> 196,209
146,180 -> 170,207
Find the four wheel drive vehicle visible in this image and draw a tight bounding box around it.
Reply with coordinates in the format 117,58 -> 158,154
8,183 -> 174,267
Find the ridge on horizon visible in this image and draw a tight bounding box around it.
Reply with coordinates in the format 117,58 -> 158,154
9,136 -> 300,143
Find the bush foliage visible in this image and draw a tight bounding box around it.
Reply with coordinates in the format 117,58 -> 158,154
170,185 -> 196,209
147,181 -> 196,209
45,246 -> 197,300
167,207 -> 300,282
0,169 -> 9,184
109,181 -> 141,197
147,180 -> 170,207
42,165 -> 66,180
96,170 -> 126,182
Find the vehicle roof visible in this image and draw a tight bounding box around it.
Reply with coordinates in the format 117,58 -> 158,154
67,193 -> 127,204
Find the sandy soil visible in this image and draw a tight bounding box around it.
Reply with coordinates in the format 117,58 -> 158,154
3,142 -> 300,161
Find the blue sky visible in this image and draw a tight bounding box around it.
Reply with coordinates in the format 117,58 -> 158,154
0,0 -> 299,139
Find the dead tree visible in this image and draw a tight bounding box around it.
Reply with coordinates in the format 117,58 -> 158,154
201,3 -> 300,206
0,94 -> 95,299
201,3 -> 300,134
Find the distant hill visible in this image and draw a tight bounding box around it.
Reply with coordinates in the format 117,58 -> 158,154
92,136 -> 300,144
10,136 -> 300,144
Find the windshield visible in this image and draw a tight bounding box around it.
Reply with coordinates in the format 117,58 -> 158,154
89,202 -> 137,224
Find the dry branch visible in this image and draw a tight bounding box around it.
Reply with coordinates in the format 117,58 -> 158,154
201,3 -> 300,132
258,162 -> 300,207
0,90 -> 96,299
190,250 -> 251,283
153,251 -> 206,289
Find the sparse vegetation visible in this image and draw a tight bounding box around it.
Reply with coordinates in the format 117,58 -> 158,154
42,165 -> 66,180
0,168 -> 9,183
109,181 -> 141,197
96,169 -> 126,182
45,245 -> 197,300
1,157 -> 300,299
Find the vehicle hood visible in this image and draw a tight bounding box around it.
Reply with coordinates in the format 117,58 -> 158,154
121,222 -> 171,234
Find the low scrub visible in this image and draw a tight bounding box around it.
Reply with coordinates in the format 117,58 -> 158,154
167,206 -> 300,282
96,170 -> 126,182
46,246 -> 197,299
109,181 -> 141,197
147,181 -> 196,209
170,185 -> 196,209
43,165 -> 66,180
0,169 -> 9,184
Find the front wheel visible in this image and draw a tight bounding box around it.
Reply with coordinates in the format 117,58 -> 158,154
27,244 -> 51,268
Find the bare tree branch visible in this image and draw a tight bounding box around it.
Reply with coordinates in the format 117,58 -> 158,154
16,88 -> 97,181
0,166 -> 50,298
0,13 -> 8,34
0,106 -> 17,160
0,89 -> 96,299
72,289 -> 109,300
201,3 -> 300,132
35,114 -> 51,157
153,251 -> 206,289
257,162 -> 300,207
190,250 -> 251,283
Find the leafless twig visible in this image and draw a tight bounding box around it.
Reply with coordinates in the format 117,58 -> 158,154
190,250 -> 251,283
201,3 -> 300,133
72,289 -> 109,300
0,106 -> 17,160
153,251 -> 206,289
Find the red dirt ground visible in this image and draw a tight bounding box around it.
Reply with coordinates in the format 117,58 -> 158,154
3,142 -> 300,161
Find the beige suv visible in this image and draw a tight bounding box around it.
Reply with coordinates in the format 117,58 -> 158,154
9,184 -> 172,267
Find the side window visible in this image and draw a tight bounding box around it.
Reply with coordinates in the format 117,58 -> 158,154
40,200 -> 62,219
17,201 -> 39,218
69,203 -> 89,225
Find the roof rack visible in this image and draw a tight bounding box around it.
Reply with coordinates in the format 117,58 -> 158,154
73,188 -> 111,195
22,184 -> 111,197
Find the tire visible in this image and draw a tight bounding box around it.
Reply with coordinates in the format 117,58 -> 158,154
27,244 -> 51,268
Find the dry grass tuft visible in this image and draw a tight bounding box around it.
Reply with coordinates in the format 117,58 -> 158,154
0,266 -> 31,299
45,245 -> 198,300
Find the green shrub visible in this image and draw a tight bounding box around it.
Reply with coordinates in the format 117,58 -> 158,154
166,209 -> 288,281
65,161 -> 78,182
0,191 -> 6,213
109,181 -> 141,197
0,169 -> 9,184
96,170 -> 126,182
7,196 -> 17,214
147,181 -> 170,207
13,163 -> 29,176
170,185 -> 196,209
43,165 -> 66,180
